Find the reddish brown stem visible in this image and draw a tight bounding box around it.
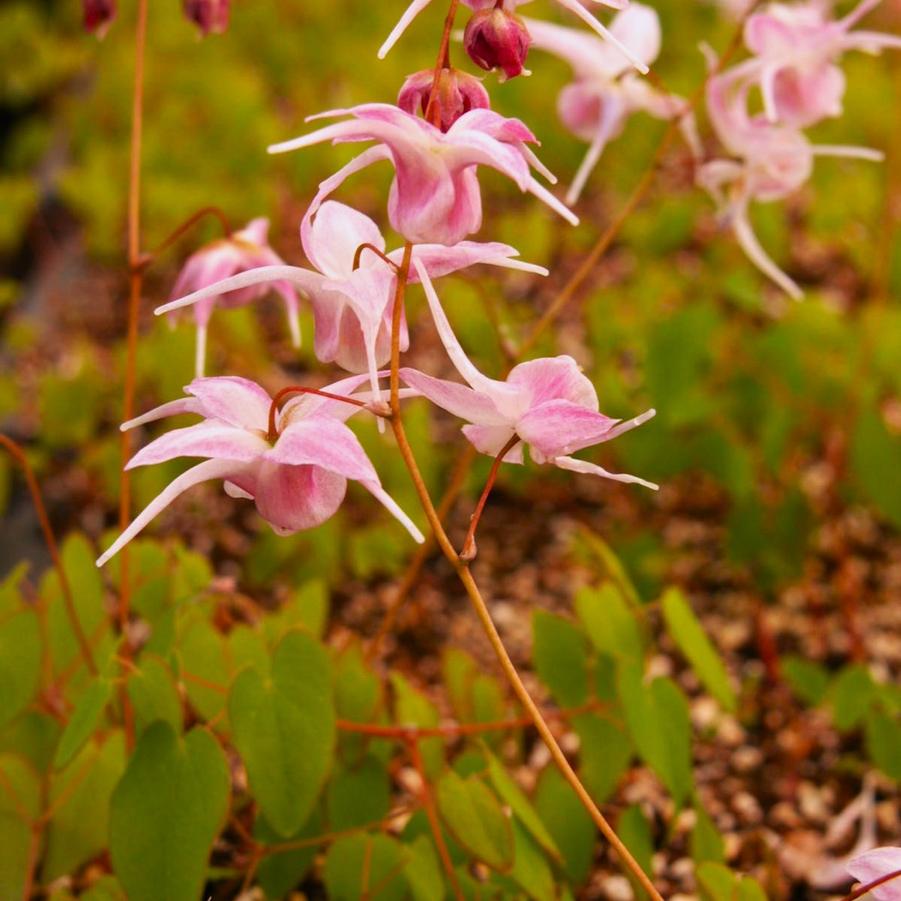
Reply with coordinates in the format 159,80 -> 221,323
266,385 -> 371,442
423,0 -> 461,127
353,242 -> 400,272
408,737 -> 464,900
460,435 -> 520,560
138,205 -> 232,269
0,435 -> 97,676
843,868 -> 901,901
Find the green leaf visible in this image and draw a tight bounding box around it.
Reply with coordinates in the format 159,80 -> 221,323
782,656 -> 830,707
404,835 -> 445,901
109,723 -> 230,901
573,713 -> 632,803
127,656 -> 182,736
436,770 -> 514,871
572,527 -> 642,607
865,711 -> 901,781
486,751 -> 560,861
507,819 -> 556,901
442,647 -> 478,721
0,753 -> 41,899
392,673 -> 443,777
534,765 -> 595,886
44,733 -> 126,881
0,711 -> 61,773
697,862 -> 737,901
335,643 -> 383,723
575,583 -> 643,664
851,405 -> 901,528
617,804 -> 655,901
229,629 -> 335,836
54,678 -> 112,769
254,808 -> 322,900
691,803 -> 725,865
324,834 -> 408,901
0,607 -> 41,731
737,877 -> 768,901
661,588 -> 736,712
78,876 -> 126,901
618,665 -> 693,806
531,610 -> 589,707
264,579 -> 330,642
830,664 -> 876,732
327,755 -> 391,831
175,614 -> 229,723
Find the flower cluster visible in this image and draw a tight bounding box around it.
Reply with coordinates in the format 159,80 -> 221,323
697,0 -> 899,297
84,0 -> 229,38
98,0 -> 660,566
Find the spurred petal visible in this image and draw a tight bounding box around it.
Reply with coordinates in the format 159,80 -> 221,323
254,461 -> 347,534
360,483 -> 425,543
378,0 -> 434,57
186,376 -> 274,430
96,459 -> 243,566
731,205 -> 803,299
555,0 -> 650,74
517,400 -> 619,460
268,419 -> 378,483
399,368 -> 507,425
401,240 -> 548,280
126,422 -> 268,469
303,201 -> 385,279
462,423 -> 523,460
553,454 -> 658,490
121,398 -> 202,431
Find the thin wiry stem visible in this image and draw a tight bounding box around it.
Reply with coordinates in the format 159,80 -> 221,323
843,868 -> 901,901
387,247 -> 664,901
370,0 -> 767,659
138,205 -> 232,269
0,435 -> 97,676
423,0 -> 461,127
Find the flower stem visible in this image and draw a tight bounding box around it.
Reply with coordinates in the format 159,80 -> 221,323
423,0 -> 461,126
387,246 -> 664,901
139,205 -> 232,269
0,435 -> 97,677
843,868 -> 901,901
459,435 -> 520,560
267,385 -> 371,442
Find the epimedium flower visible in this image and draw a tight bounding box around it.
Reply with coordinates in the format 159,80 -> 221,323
267,103 -> 577,246
156,201 -> 547,403
400,257 -> 657,488
83,0 -> 116,36
525,4 -> 698,203
463,7 -> 533,81
167,217 -> 301,377
95,374 -> 424,567
183,0 -> 230,36
697,64 -> 883,298
378,0 -> 651,75
742,0 -> 901,128
847,847 -> 901,901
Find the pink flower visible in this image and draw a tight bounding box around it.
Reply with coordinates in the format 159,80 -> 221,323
525,4 -> 698,202
96,374 -> 424,566
847,847 -> 901,901
698,65 -> 882,298
267,104 -> 576,246
398,68 -> 490,132
83,0 -> 116,36
378,0 -> 650,75
183,0 -> 230,36
464,8 -> 533,81
400,258 -> 657,488
168,218 -> 301,377
743,0 -> 901,127
156,201 -> 547,403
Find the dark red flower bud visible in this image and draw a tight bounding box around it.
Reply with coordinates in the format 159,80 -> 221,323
83,0 -> 116,37
397,68 -> 490,131
183,0 -> 230,36
463,8 -> 532,81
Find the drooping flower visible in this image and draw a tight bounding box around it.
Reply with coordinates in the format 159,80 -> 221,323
95,375 -> 424,567
398,68 -> 491,132
464,7 -> 533,80
183,0 -> 230,36
378,0 -> 650,75
156,201 -> 547,403
847,847 -> 901,901
525,4 -> 698,203
697,64 -> 883,298
742,0 -> 901,127
167,218 -> 301,377
267,104 -> 576,246
83,0 -> 116,36
400,258 -> 657,488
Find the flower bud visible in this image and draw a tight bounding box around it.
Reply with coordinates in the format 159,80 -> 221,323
83,0 -> 116,37
183,0 -> 230,36
463,8 -> 532,81
397,68 -> 490,131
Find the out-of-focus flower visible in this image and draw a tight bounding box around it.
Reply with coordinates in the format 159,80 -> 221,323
156,201 -> 547,402
401,258 -> 657,487
398,68 -> 490,131
167,218 -> 300,377
847,847 -> 901,901
464,7 -> 533,80
378,0 -> 650,74
526,4 -> 698,202
267,104 -> 576,245
183,0 -> 230,36
698,66 -> 882,298
83,0 -> 116,37
743,0 -> 901,127
96,374 -> 424,566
